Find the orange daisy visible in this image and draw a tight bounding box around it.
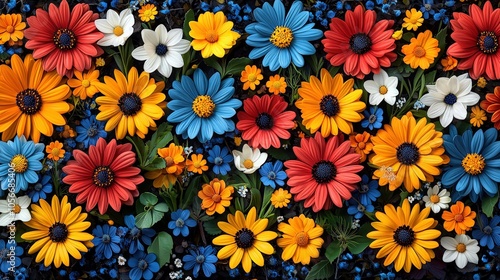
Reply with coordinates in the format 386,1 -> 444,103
198,178 -> 234,215
46,141 -> 65,161
442,201 -> 476,235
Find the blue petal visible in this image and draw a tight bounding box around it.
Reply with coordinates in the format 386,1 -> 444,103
482,142 -> 500,159
249,44 -> 274,60
214,106 -> 236,118
292,40 -> 316,55
193,69 -> 208,95
278,48 -> 291,69
175,114 -> 197,135
167,107 -> 192,122
284,1 -> 304,29
211,85 -> 235,104
470,129 -> 484,153
168,88 -> 194,104
207,72 -> 222,96
187,117 -> 201,139
294,23 -> 323,40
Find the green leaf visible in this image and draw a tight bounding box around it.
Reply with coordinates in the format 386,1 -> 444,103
305,260 -> 335,280
183,9 -> 195,40
265,146 -> 295,161
204,56 -> 224,74
402,32 -> 415,42
348,223 -> 373,255
135,211 -> 153,229
148,232 -> 174,267
154,202 -> 169,213
140,192 -> 158,206
181,176 -> 203,209
143,157 -> 166,171
249,187 -> 262,213
225,57 -> 253,77
151,209 -> 165,226
325,240 -> 344,263
482,192 -> 499,217
203,218 -> 222,235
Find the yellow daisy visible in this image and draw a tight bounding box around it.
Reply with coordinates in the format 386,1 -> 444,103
240,65 -> 263,91
138,4 -> 158,22
186,153 -> 208,174
270,188 -> 292,209
0,14 -> 26,45
402,8 -> 424,31
402,30 -> 440,70
266,74 -> 287,95
67,67 -> 100,100
46,141 -> 65,161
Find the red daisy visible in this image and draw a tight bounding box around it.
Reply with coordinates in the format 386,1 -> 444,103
322,5 -> 396,79
284,132 -> 363,212
62,138 -> 143,214
24,0 -> 103,77
236,94 -> 296,149
481,86 -> 500,129
447,1 -> 500,80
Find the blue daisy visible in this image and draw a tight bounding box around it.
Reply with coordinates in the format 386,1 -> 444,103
442,126 -> 500,202
245,0 -> 323,71
168,209 -> 197,237
167,69 -> 242,143
361,107 -> 383,130
472,214 -> 500,250
182,245 -> 218,278
259,161 -> 287,189
76,115 -> 107,148
92,225 -> 121,260
128,251 -> 160,280
27,174 -> 53,203
207,145 -> 233,175
0,136 -> 44,193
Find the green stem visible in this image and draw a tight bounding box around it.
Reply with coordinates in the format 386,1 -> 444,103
53,161 -> 60,196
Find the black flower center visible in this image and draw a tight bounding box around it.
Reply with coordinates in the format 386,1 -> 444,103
49,222 -> 68,242
102,234 -> 111,244
235,228 -> 254,249
396,142 -> 420,165
393,225 -> 415,246
357,204 -> 366,212
16,89 -> 42,115
349,33 -> 372,54
484,226 -> 492,235
478,31 -> 498,54
0,248 -> 8,259
138,259 -> 148,270
196,255 -> 205,264
320,95 -> 340,117
156,44 -> 168,56
118,93 -> 142,116
255,113 -> 274,129
34,183 -> 43,191
214,157 -> 223,165
312,160 -> 337,184
444,93 -> 457,105
93,166 -> 115,188
53,28 -> 76,50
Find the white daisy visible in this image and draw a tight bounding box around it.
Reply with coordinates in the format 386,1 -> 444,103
0,195 -> 32,226
364,69 -> 399,106
421,73 -> 480,128
441,234 -> 480,269
131,24 -> 190,78
422,184 -> 451,213
95,9 -> 134,47
233,144 -> 267,174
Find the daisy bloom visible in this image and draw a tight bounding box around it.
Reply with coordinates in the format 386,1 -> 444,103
349,131 -> 373,163
367,199 -> 441,273
237,95 -> 296,149
95,67 -> 166,140
132,25 -> 190,78
138,4 -> 158,22
447,1 -> 500,80
480,86 -> 500,129
364,69 -> 399,106
212,207 -> 278,273
198,178 -> 234,216
0,195 -> 31,226
422,185 -> 451,214
296,69 -> 366,137
469,106 -> 487,127
67,67 -> 100,100
62,138 -> 143,214
442,201 -> 476,235
284,132 -> 363,212
145,143 -> 185,188
266,74 -> 287,95
21,195 -> 94,268
46,141 -> 65,161
370,112 -> 449,192
271,188 -> 292,209
240,65 -> 263,91
277,214 -> 324,265
186,154 -> 208,174
94,8 -> 134,47
0,14 -> 26,45
322,5 -> 397,78
441,235 -> 480,269
245,0 -> 323,71
0,54 -> 71,143
24,0 -> 104,77
189,11 -> 240,58
402,8 -> 424,31
233,144 -> 268,174
420,74 -> 479,128
402,30 -> 440,70
441,55 -> 458,71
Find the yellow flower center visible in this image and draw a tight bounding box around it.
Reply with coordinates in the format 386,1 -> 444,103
205,30 -> 219,43
212,194 -> 221,203
276,193 -> 286,203
6,25 -> 14,33
413,46 -> 426,58
113,26 -> 124,36
454,214 -> 464,222
13,204 -> 21,214
248,73 -> 257,82
270,26 -> 293,48
430,194 -> 440,203
295,232 -> 309,247
243,159 -> 254,169
379,85 -> 388,95
461,153 -> 485,175
456,243 -> 466,253
194,161 -> 202,168
273,81 -> 282,89
82,79 -> 90,88
192,95 -> 215,118
10,154 -> 28,173
144,10 -> 153,18
358,142 -> 366,149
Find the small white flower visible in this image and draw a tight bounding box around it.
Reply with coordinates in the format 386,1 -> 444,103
233,144 -> 268,174
118,256 -> 127,266
407,196 -> 415,203
364,69 -> 399,106
237,185 -> 248,198
174,258 -> 182,268
132,25 -> 191,78
185,277 -> 193,280
441,234 -> 480,269
277,216 -> 284,223
351,219 -> 360,229
0,195 -> 31,226
396,97 -> 406,108
169,272 -> 178,280
421,73 -> 480,127
95,9 -> 134,47
422,185 -> 451,213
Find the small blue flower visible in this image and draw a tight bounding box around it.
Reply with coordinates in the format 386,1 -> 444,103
0,240 -> 23,273
76,115 -> 107,148
355,175 -> 381,206
347,199 -> 374,219
361,107 -> 383,130
28,174 -> 53,203
183,245 -> 218,278
259,161 -> 287,189
168,209 -> 197,237
124,215 -> 156,254
128,251 -> 160,280
207,145 -> 233,175
472,214 -> 500,250
93,225 -> 122,260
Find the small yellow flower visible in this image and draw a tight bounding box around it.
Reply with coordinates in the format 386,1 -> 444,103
240,65 -> 264,91
67,67 -> 100,100
138,4 -> 158,22
271,188 -> 292,208
402,30 -> 440,70
392,29 -> 403,40
441,55 -> 458,71
59,125 -> 76,138
46,141 -> 65,161
266,74 -> 287,95
402,8 -> 424,31
186,154 -> 208,174
477,77 -> 487,88
198,178 -> 234,215
95,57 -> 105,67
470,106 -> 487,127
0,14 -> 26,45
234,136 -> 242,146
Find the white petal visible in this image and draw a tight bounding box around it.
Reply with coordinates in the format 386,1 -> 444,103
464,251 -> 478,264
455,234 -> 469,244
0,213 -> 14,226
94,19 -> 114,33
107,9 -> 121,26
441,237 -> 458,250
142,29 -> 159,45
420,92 -> 443,106
168,39 -> 191,54
457,93 -> 480,106
427,102 -> 446,118
156,24 -> 169,44
143,55 -> 161,73
17,209 -> 31,222
158,59 -> 173,78
19,195 -> 31,207
435,77 -> 451,94
439,107 -> 454,127
448,76 -> 459,95
386,76 -> 399,88
442,250 -> 458,263
385,96 -> 397,106
166,28 -> 184,46
132,46 -> 149,61
455,253 -> 468,269
456,78 -> 473,97
369,94 -> 383,106
364,80 -> 380,94
165,51 -> 184,68
453,102 -> 467,120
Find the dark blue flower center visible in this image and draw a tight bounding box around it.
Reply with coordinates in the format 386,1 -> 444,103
235,228 -> 254,249
102,234 -> 111,244
118,93 -> 142,116
368,114 -> 378,124
349,33 -> 372,54
16,89 -> 42,115
214,157 -> 223,165
49,222 -> 68,242
176,218 -> 185,227
320,95 -> 340,117
396,142 -> 420,165
138,259 -> 148,270
267,171 -> 276,180
255,113 -> 274,129
357,204 -> 366,212
156,44 -> 168,56
93,166 -> 115,188
130,227 -> 141,239
443,93 -> 457,105
53,28 -> 76,50
478,31 -> 498,54
87,126 -> 98,137
312,160 -> 336,184
0,248 -> 8,259
393,225 -> 415,246
196,255 -> 205,264
483,226 -> 493,235
34,183 -> 43,191
359,184 -> 369,193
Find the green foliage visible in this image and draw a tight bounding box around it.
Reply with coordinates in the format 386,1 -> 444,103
183,9 -> 195,40
325,240 -> 344,263
148,231 -> 174,267
203,218 -> 222,235
482,192 -> 499,217
135,192 -> 169,229
226,57 -> 253,76
305,260 -> 335,280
